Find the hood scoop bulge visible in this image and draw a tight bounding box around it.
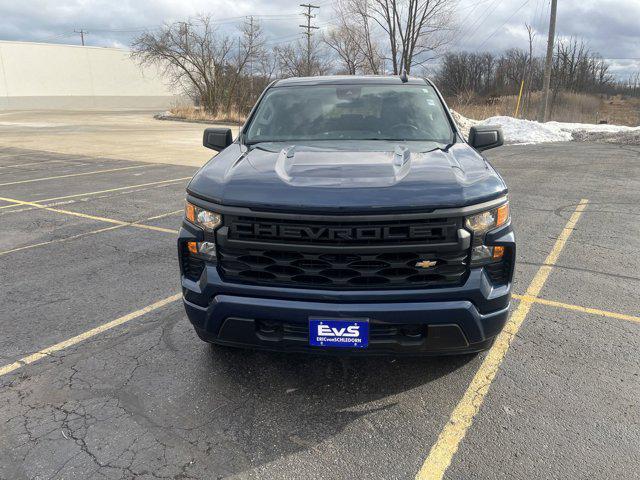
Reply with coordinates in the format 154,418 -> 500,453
274,145 -> 413,187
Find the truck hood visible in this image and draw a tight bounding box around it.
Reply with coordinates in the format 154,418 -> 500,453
187,141 -> 507,212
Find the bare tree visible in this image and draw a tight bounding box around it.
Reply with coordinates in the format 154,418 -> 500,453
523,24 -> 536,116
367,0 -> 457,74
255,47 -> 279,84
436,52 -> 496,97
325,0 -> 384,74
552,38 -> 613,91
276,37 -> 332,77
226,17 -> 266,112
132,15 -> 277,117
435,40 -> 613,101
323,25 -> 362,74
132,15 -> 235,113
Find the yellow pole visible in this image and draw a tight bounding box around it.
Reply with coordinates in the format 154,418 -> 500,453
514,79 -> 525,118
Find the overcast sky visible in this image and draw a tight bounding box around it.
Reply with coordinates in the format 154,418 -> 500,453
0,0 -> 638,80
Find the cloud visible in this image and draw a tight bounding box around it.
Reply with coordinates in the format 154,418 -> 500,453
0,0 -> 638,79
0,0 -> 308,47
452,0 -> 640,79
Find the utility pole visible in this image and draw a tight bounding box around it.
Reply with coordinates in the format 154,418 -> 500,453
538,0 -> 558,122
74,29 -> 87,46
299,4 -> 320,76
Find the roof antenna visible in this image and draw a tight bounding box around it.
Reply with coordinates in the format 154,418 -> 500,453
400,68 -> 408,83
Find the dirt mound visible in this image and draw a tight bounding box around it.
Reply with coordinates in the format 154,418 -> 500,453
571,130 -> 640,145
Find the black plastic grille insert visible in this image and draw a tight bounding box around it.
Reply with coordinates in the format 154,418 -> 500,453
219,248 -> 467,289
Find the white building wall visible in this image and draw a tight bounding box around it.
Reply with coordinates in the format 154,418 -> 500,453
0,41 -> 183,110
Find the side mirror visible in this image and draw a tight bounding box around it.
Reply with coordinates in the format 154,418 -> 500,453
203,128 -> 233,151
468,125 -> 503,152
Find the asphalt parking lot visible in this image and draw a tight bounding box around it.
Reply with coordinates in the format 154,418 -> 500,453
0,135 -> 639,479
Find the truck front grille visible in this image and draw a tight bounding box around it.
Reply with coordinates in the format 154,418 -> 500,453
219,248 -> 467,288
217,214 -> 469,290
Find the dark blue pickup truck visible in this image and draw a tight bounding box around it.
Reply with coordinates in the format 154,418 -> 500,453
178,75 -> 514,355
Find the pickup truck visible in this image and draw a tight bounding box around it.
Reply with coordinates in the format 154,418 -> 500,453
178,75 -> 514,355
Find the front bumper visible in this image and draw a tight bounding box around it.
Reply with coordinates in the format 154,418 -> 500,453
179,216 -> 515,356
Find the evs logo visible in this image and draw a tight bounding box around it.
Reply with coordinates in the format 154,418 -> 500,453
309,319 -> 369,348
317,324 -> 360,337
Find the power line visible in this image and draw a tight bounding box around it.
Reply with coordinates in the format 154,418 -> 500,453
533,0 -> 549,56
263,21 -> 335,47
475,0 -> 533,50
71,13 -> 304,35
451,0 -> 497,44
261,16 -> 334,45
37,8 -> 328,45
529,0 -> 542,43
40,31 -> 77,41
264,33 -> 305,46
37,15 -> 323,47
452,0 -> 503,49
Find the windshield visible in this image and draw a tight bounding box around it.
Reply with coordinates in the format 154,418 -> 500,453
244,84 -> 453,144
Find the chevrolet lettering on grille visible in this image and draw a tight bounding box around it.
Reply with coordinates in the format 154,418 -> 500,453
231,222 -> 443,242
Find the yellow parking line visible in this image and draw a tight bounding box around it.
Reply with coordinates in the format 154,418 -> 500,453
416,199 -> 589,480
0,293 -> 182,378
134,224 -> 178,234
0,195 -> 130,224
0,197 -> 138,225
0,164 -> 153,187
0,176 -> 192,210
512,294 -> 640,324
0,196 -> 178,234
0,210 -> 181,257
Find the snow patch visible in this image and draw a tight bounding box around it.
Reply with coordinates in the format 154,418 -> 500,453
449,110 -> 479,138
451,111 -> 640,145
482,116 -> 572,143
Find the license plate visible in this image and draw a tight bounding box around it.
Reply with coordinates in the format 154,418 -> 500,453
309,318 -> 369,348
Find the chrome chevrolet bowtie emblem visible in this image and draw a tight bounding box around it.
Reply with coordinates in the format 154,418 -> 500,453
415,260 -> 437,269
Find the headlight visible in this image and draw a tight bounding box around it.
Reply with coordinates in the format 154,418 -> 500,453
465,202 -> 509,234
466,201 -> 509,265
185,201 -> 222,232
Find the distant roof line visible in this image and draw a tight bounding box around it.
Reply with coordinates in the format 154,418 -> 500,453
0,39 -> 128,52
